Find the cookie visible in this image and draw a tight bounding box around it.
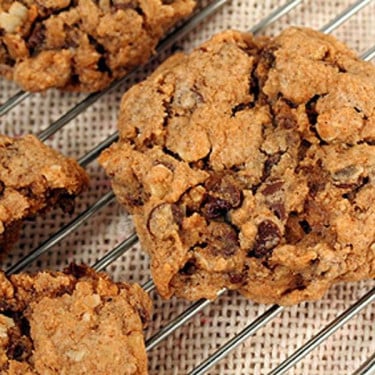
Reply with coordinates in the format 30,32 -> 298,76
0,0 -> 196,92
99,27 -> 375,305
0,134 -> 89,252
0,264 -> 152,374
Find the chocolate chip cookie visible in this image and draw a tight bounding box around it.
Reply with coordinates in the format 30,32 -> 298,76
0,134 -> 89,252
99,27 -> 375,305
0,0 -> 195,92
0,264 -> 152,374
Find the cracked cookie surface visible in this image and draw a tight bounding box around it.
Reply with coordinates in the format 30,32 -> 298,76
0,134 -> 89,252
0,0 -> 195,92
0,264 -> 152,375
99,27 -> 375,305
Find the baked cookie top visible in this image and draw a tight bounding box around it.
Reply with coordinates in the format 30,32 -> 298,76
0,0 -> 196,92
0,134 -> 89,252
0,264 -> 152,374
99,27 -> 375,305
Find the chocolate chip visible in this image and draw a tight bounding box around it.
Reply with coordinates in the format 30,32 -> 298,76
65,263 -> 88,278
297,139 -> 312,161
179,260 -> 197,275
270,202 -> 286,221
217,226 -> 239,257
250,66 -> 260,100
206,222 -> 239,258
248,220 -> 281,258
204,173 -> 243,208
300,160 -> 328,197
86,36 -> 111,74
202,196 -> 232,219
264,152 -> 282,178
202,178 -> 241,218
19,317 -> 30,336
27,24 -> 46,53
18,186 -> 38,200
6,335 -> 32,362
0,180 -> 4,195
171,204 -> 184,227
7,343 -> 25,360
126,194 -> 144,206
228,272 -> 245,284
299,220 -> 312,234
57,193 -> 75,215
98,56 -> 111,74
260,48 -> 276,69
305,95 -> 320,126
261,180 -> 283,196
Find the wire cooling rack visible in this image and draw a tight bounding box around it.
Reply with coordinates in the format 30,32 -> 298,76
1,1 -> 374,374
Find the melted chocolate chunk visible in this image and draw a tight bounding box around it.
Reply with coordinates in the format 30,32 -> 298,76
179,260 -> 197,275
27,25 -> 46,53
305,95 -> 320,126
299,219 -> 312,234
202,195 -> 232,219
205,173 -> 243,208
202,222 -> 240,258
228,271 -> 245,284
261,180 -> 283,196
248,220 -> 281,258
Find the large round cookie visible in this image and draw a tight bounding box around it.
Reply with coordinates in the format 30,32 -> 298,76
99,27 -> 375,305
0,0 -> 195,92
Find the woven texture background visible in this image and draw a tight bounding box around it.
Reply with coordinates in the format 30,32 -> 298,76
1,1 -> 374,374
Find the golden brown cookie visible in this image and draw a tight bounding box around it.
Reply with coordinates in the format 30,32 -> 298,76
0,134 -> 89,252
99,27 -> 375,305
0,0 -> 196,92
0,264 -> 152,374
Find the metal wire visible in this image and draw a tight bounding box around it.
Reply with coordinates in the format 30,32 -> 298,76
189,305 -> 284,375
320,0 -> 373,34
269,288 -> 375,375
1,0 -> 374,373
0,90 -> 30,117
248,0 -> 302,34
6,191 -> 116,275
362,44 -> 375,61
146,288 -> 227,352
353,353 -> 375,375
92,232 -> 138,272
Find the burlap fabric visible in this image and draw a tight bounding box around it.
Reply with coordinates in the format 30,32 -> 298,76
1,1 -> 374,374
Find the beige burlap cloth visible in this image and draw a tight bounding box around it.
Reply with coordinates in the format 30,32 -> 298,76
1,1 -> 374,374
